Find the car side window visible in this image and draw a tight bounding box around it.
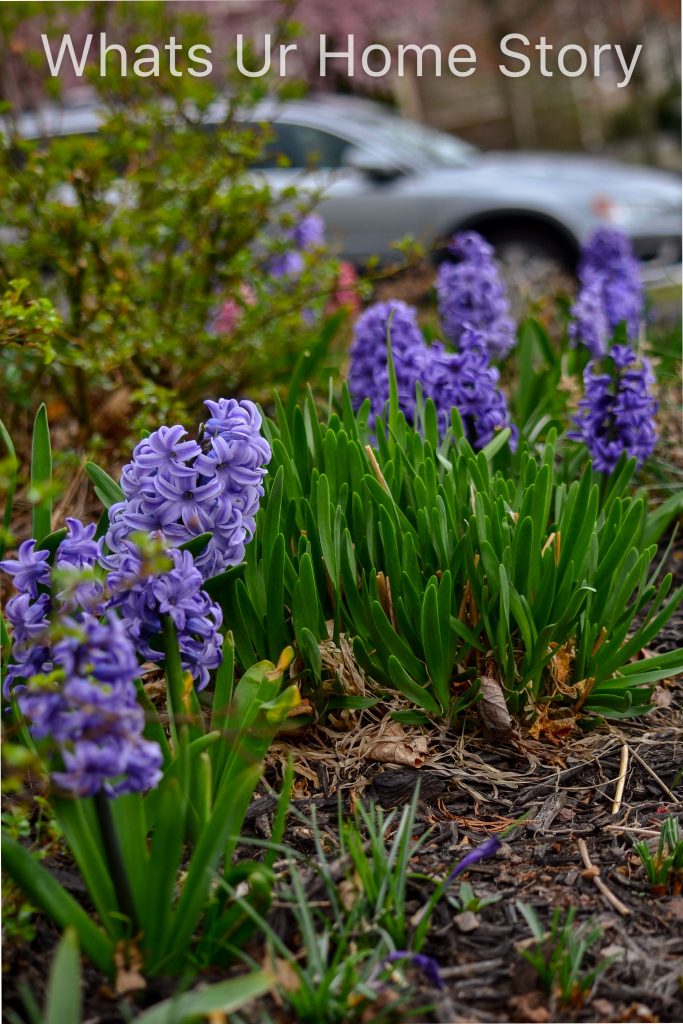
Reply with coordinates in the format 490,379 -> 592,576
251,122 -> 350,169
250,122 -> 299,169
288,125 -> 350,169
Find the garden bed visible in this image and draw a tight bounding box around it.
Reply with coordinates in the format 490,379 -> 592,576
4,674 -> 682,1023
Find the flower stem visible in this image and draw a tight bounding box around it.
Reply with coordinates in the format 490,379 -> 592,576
94,790 -> 138,935
161,614 -> 185,750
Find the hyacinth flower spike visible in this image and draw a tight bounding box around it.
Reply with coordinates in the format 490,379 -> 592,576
570,227 -> 644,356
436,230 -> 516,360
568,343 -> 657,473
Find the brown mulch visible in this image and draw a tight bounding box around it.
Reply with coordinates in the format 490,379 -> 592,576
3,681 -> 682,1024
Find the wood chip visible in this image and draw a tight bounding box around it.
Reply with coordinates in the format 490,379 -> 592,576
454,910 -> 480,932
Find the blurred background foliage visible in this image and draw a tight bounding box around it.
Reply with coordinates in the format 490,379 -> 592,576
0,2 -> 357,453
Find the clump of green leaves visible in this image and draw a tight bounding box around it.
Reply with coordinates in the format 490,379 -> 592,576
633,816 -> 683,891
206,383 -> 683,725
517,903 -> 613,1006
340,791 -> 433,951
3,926 -> 273,1024
223,793 -> 444,1023
2,634 -> 298,979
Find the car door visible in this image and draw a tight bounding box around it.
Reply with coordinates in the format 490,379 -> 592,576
254,119 -> 428,263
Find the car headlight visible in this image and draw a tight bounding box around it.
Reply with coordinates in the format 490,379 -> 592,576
590,193 -> 678,225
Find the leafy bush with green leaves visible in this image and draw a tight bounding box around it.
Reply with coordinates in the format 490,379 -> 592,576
0,2 -> 347,439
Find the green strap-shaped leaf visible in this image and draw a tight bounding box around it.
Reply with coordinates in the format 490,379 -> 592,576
85,461 -> 125,509
31,403 -> 52,542
1,834 -> 113,976
136,971 -> 273,1023
0,418 -> 18,560
44,929 -> 82,1024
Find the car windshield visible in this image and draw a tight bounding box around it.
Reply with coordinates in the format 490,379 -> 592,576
352,110 -> 478,168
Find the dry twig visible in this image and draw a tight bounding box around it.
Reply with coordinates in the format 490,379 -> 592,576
630,744 -> 679,804
577,837 -> 631,917
611,743 -> 629,815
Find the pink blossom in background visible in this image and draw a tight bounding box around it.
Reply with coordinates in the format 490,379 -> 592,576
328,261 -> 361,316
212,283 -> 256,336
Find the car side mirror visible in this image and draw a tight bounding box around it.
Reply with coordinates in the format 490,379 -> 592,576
343,147 -> 403,183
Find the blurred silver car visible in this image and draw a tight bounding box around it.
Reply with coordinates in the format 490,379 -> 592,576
8,93 -> 681,280
251,95 -> 681,280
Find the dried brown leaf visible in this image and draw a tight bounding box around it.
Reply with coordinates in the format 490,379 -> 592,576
478,675 -> 513,740
364,721 -> 428,768
114,942 -> 145,996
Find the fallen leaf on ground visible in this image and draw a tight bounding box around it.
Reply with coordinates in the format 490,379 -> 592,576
508,991 -> 550,1023
364,721 -> 428,768
478,675 -> 513,740
263,950 -> 301,993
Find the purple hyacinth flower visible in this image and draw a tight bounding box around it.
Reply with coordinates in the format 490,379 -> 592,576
150,472 -> 223,532
4,592 -> 51,651
292,213 -> 325,250
422,340 -> 516,451
437,230 -> 516,360
568,344 -> 658,473
1,540 -> 51,598
106,398 -> 270,581
55,518 -> 100,570
568,275 -> 611,357
384,951 -> 444,990
347,299 -> 427,424
107,543 -> 223,691
6,607 -> 163,798
570,228 -> 644,354
445,834 -> 502,886
266,249 -> 305,279
132,425 -> 202,477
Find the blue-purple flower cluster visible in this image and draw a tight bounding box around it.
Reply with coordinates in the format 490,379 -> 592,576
104,542 -> 223,691
568,343 -> 658,473
436,232 -> 516,360
422,332 -> 517,449
1,393 -> 271,795
1,529 -> 162,798
267,212 -> 325,279
2,519 -> 103,692
347,300 -> 427,425
106,398 -> 271,580
569,228 -> 644,357
348,301 -> 514,451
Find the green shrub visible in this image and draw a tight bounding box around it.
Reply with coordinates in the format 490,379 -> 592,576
0,3 -> 347,439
